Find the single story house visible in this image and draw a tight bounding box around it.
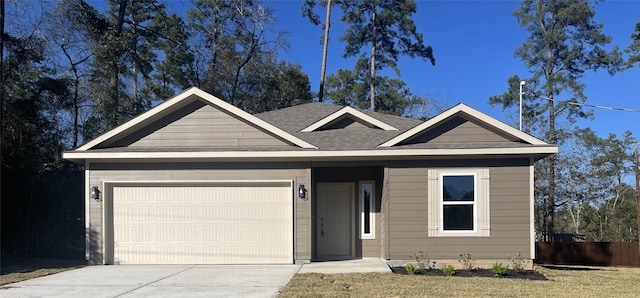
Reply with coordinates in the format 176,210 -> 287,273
63,87 -> 557,266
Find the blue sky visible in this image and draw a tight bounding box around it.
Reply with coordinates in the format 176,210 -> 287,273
256,0 -> 639,141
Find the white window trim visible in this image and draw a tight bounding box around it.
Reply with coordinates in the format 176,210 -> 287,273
428,168 -> 490,237
359,181 -> 375,239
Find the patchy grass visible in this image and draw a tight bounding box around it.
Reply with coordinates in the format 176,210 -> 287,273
0,255 -> 85,286
278,265 -> 640,297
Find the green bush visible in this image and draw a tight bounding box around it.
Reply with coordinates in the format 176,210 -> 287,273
442,264 -> 455,276
458,253 -> 477,270
405,263 -> 417,275
492,262 -> 508,276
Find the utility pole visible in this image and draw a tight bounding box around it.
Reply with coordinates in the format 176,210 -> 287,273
519,80 -> 525,131
635,144 -> 639,250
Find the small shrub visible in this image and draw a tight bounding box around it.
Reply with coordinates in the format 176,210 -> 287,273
458,253 -> 477,270
491,262 -> 508,276
411,251 -> 436,270
405,263 -> 417,275
510,253 -> 526,271
442,264 -> 456,276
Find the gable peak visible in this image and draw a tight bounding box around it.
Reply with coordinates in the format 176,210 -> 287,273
300,106 -> 397,132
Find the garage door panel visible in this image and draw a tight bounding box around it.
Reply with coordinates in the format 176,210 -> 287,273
111,183 -> 293,264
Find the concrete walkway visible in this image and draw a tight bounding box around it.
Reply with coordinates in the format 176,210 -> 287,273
1,264 -> 300,298
1,259 -> 390,297
298,258 -> 391,274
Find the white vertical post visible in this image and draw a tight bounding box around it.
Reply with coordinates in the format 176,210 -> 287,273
519,80 -> 526,131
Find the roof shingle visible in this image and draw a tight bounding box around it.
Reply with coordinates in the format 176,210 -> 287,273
255,102 -> 422,150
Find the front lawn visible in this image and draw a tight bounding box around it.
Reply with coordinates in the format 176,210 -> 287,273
278,265 -> 640,297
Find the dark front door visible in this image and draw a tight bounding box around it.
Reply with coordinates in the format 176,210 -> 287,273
316,183 -> 353,260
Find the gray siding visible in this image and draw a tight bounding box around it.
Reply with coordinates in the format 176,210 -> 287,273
322,117 -> 372,130
380,168 -> 389,259
87,162 -> 311,264
406,116 -> 516,144
386,160 -> 532,260
106,100 -> 291,149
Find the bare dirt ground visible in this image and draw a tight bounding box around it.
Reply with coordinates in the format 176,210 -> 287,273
0,255 -> 85,286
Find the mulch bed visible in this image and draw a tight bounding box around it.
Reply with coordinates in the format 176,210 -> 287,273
390,267 -> 548,280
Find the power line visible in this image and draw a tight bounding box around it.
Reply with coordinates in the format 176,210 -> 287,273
529,94 -> 640,113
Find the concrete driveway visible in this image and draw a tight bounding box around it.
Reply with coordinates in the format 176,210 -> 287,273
1,264 -> 301,298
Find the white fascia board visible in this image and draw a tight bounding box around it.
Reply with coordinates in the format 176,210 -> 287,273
300,106 -> 397,132
76,87 -> 317,151
63,146 -> 558,161
378,103 -> 547,148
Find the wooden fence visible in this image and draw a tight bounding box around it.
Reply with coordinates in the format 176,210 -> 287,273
535,242 -> 640,267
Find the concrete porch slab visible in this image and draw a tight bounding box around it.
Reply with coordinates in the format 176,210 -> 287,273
298,258 -> 391,274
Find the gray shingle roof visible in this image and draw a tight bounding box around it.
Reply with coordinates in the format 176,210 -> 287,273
254,102 -> 422,150
64,88 -> 556,163
254,102 -> 343,134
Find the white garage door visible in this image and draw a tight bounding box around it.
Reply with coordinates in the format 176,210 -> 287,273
109,182 -> 293,264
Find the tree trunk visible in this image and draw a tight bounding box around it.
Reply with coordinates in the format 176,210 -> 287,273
61,45 -> 84,148
1,0 -> 5,147
546,94 -> 556,241
132,18 -> 139,113
318,0 -> 331,103
634,145 -> 639,243
369,5 -> 376,112
109,0 -> 128,129
230,39 -> 258,106
73,78 -> 79,148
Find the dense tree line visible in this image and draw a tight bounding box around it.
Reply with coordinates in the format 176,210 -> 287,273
0,0 -> 638,259
1,0 -> 314,258
490,0 -> 638,241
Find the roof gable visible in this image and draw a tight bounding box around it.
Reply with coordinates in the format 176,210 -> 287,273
106,100 -> 293,149
378,103 -> 547,148
76,87 -> 317,151
300,106 -> 397,132
398,116 -> 514,145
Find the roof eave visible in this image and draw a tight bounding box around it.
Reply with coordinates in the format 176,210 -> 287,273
63,146 -> 558,163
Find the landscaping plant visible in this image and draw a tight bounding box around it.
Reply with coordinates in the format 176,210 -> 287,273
442,265 -> 455,276
411,251 -> 435,271
458,253 -> 477,270
405,263 -> 417,275
491,262 -> 508,276
510,252 -> 526,271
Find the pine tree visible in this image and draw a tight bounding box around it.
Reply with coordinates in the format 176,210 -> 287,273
489,0 -> 622,241
339,0 -> 434,111
625,20 -> 640,68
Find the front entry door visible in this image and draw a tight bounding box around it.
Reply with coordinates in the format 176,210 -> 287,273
316,183 -> 354,260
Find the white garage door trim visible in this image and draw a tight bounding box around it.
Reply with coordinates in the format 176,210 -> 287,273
102,180 -> 294,265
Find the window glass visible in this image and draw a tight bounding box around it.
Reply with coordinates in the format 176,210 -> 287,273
360,182 -> 375,239
442,175 -> 474,201
363,184 -> 371,234
443,205 -> 474,230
